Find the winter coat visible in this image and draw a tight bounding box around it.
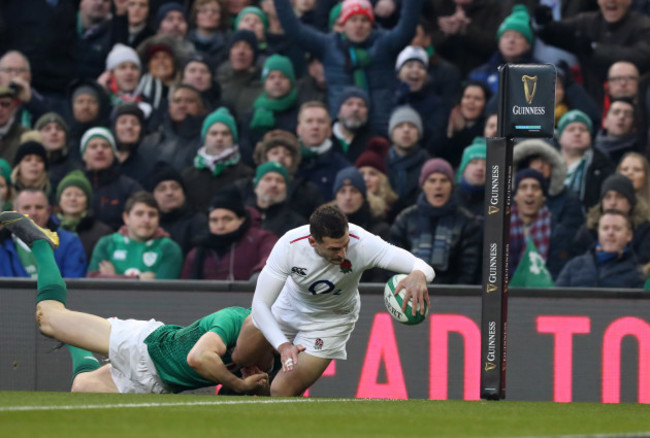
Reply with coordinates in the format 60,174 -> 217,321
84,164 -> 143,230
181,224 -> 278,280
295,146 -> 352,201
389,197 -> 482,285
182,159 -> 254,213
250,202 -> 307,238
331,124 -> 376,165
217,64 -> 263,121
537,9 -> 650,105
187,29 -> 231,70
0,219 -> 87,278
556,247 -> 644,288
0,119 -> 29,165
387,146 -> 430,212
593,130 -> 640,165
52,213 -> 113,261
159,204 -> 209,255
274,0 -> 421,135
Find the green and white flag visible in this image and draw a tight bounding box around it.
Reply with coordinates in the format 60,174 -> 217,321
510,237 -> 555,288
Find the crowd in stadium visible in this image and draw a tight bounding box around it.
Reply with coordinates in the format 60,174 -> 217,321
1,0 -> 650,288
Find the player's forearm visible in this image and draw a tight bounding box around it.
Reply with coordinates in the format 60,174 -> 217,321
188,351 -> 247,393
251,270 -> 289,350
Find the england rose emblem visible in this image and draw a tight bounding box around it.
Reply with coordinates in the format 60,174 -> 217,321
340,259 -> 352,274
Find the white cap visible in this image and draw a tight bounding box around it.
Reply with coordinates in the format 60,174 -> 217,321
395,45 -> 429,72
106,43 -> 142,71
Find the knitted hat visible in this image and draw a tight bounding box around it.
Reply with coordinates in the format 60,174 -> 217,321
209,188 -> 246,217
155,2 -> 186,30
600,173 -> 636,208
254,161 -> 289,188
557,109 -> 593,138
183,54 -> 212,72
329,2 -> 343,30
111,103 -> 145,127
106,43 -> 141,71
34,112 -> 69,136
395,45 -> 429,72
149,162 -> 186,193
497,4 -> 533,45
145,42 -> 175,61
457,137 -> 487,182
389,105 -> 423,137
56,170 -> 93,204
201,107 -> 238,143
261,54 -> 295,84
515,168 -> 548,197
229,29 -> 259,61
419,158 -> 454,186
80,127 -> 117,156
355,137 -> 389,174
72,84 -> 99,103
14,141 -> 48,170
234,6 -> 269,31
339,0 -> 374,26
337,86 -> 370,113
333,166 -> 367,197
0,158 -> 11,184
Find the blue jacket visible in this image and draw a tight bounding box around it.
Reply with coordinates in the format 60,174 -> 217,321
0,219 -> 87,279
296,146 -> 351,201
274,0 -> 421,135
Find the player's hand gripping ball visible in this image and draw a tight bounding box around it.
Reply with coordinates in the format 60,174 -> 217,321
383,274 -> 428,325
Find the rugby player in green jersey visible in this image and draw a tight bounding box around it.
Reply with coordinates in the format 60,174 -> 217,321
0,211 -> 269,395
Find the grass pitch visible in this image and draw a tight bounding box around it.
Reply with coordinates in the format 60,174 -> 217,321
1,392 -> 650,438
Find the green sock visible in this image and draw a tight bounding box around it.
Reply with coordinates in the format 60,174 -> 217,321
66,345 -> 101,381
33,240 -> 67,305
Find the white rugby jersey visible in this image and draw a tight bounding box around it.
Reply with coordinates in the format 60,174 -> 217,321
252,223 -> 435,349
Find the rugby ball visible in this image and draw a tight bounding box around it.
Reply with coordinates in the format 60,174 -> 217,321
383,274 -> 428,325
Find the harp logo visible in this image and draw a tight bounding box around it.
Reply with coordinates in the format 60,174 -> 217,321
488,205 -> 500,215
522,75 -> 538,104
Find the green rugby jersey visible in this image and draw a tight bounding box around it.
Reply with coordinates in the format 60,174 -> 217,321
144,307 -> 250,393
88,233 -> 182,279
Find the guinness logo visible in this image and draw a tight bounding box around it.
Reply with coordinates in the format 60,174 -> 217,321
487,283 -> 498,293
488,205 -> 499,215
522,75 -> 538,104
485,362 -> 496,371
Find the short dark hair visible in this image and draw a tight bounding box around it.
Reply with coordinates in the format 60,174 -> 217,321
124,191 -> 159,214
600,208 -> 632,230
309,205 -> 348,243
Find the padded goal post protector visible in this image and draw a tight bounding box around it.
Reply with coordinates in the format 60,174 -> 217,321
497,64 -> 557,138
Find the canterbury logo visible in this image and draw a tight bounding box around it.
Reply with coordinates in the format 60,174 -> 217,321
484,362 -> 496,371
487,283 -> 498,293
488,205 -> 499,215
522,75 -> 538,104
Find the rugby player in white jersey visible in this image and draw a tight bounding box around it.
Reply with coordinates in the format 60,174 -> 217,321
0,211 -> 269,395
232,205 -> 435,396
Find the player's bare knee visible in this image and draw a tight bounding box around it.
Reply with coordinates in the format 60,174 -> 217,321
70,373 -> 95,393
35,303 -> 55,337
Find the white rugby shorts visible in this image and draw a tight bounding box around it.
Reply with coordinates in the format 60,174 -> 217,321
107,317 -> 169,394
259,289 -> 360,360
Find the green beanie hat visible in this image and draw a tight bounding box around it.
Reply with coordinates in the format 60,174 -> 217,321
457,137 -> 487,182
497,5 -> 533,45
557,109 -> 593,139
201,107 -> 238,143
56,170 -> 93,204
234,6 -> 269,31
254,161 -> 289,188
329,2 -> 343,30
262,54 -> 295,85
0,158 -> 11,184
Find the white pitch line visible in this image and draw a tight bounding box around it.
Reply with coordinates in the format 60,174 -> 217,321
0,397 -> 386,412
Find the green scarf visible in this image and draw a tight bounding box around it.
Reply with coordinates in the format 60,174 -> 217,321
56,212 -> 85,232
250,88 -> 298,130
342,35 -> 371,92
194,150 -> 241,177
300,144 -> 320,160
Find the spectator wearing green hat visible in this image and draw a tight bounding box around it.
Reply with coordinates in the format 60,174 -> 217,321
0,158 -> 14,211
558,109 -> 615,211
81,126 -> 143,230
235,6 -> 270,53
249,161 -> 306,237
273,0 -> 423,136
240,54 -> 300,163
182,107 -> 254,212
453,137 -> 487,219
54,170 -> 113,260
468,5 -> 540,97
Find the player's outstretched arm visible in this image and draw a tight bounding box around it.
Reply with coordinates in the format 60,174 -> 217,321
187,332 -> 269,395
